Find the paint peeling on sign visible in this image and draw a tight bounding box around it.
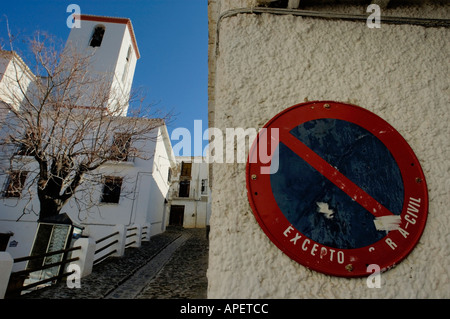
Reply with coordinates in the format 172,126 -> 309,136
316,202 -> 334,219
373,215 -> 402,232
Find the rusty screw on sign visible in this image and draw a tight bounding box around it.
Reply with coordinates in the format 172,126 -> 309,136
345,264 -> 353,272
251,174 -> 257,180
324,103 -> 331,109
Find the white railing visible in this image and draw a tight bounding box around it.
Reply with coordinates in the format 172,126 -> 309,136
0,223 -> 151,298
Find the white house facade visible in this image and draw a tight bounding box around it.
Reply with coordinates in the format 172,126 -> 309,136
167,156 -> 211,229
0,14 -> 176,272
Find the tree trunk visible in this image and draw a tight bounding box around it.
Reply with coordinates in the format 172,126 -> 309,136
36,162 -> 87,220
38,196 -> 65,221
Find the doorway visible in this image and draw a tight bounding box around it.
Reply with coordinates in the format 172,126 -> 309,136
169,205 -> 185,226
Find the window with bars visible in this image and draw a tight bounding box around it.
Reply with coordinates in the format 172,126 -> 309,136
3,171 -> 28,198
100,176 -> 123,204
110,133 -> 131,161
178,180 -> 190,198
15,130 -> 36,156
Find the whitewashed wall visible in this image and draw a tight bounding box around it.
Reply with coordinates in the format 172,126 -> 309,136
208,1 -> 450,298
0,52 -> 33,121
0,126 -> 174,270
146,126 -> 175,235
65,17 -> 138,115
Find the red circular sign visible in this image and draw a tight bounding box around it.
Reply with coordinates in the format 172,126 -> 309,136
246,101 -> 428,277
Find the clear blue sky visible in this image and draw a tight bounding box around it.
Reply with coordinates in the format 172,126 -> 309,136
0,0 -> 208,156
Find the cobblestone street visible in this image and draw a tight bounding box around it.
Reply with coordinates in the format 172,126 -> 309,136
18,227 -> 209,299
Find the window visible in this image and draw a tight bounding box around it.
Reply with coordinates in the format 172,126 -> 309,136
100,176 -> 123,204
16,131 -> 35,156
3,171 -> 27,198
122,45 -> 132,83
201,179 -> 208,195
167,167 -> 172,183
180,162 -> 192,177
178,180 -> 190,198
89,25 -> 105,47
110,133 -> 131,161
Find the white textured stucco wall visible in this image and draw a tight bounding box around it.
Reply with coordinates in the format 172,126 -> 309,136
208,2 -> 449,298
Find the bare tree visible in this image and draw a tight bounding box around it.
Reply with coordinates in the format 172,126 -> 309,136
0,30 -> 172,220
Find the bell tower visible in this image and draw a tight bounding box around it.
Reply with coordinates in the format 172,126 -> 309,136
65,14 -> 140,116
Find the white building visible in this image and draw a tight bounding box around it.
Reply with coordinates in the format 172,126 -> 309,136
0,14 -> 176,271
0,51 -> 34,122
167,157 -> 211,229
208,0 -> 449,298
64,14 -> 139,116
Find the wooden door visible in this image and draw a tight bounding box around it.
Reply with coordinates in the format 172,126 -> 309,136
169,205 -> 185,226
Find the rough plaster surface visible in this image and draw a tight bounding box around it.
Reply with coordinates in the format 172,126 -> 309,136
207,5 -> 450,298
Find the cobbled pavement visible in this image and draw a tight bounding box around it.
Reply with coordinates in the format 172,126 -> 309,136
17,227 -> 209,299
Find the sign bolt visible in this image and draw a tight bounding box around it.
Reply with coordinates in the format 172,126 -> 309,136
251,174 -> 257,180
324,103 -> 331,109
415,177 -> 422,183
345,264 -> 353,272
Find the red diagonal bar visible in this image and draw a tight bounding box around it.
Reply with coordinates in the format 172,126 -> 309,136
280,130 -> 394,218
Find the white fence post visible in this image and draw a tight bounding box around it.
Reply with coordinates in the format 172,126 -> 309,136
132,224 -> 142,248
141,223 -> 151,242
70,237 -> 96,278
113,224 -> 127,257
0,252 -> 13,299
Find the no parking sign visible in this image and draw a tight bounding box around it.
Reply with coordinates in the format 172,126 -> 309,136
246,101 -> 428,277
